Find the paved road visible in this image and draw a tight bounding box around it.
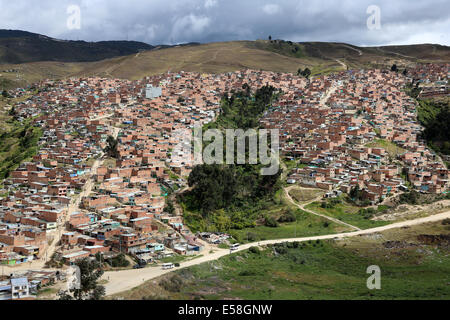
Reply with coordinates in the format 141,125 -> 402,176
103,209 -> 450,296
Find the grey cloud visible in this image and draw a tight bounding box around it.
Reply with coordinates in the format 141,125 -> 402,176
0,0 -> 448,46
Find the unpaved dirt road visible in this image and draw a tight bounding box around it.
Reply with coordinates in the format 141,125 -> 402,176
103,209 -> 450,296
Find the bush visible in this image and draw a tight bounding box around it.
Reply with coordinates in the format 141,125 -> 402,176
399,191 -> 420,205
277,210 -> 297,223
239,270 -> 257,276
248,246 -> 260,254
160,275 -> 184,292
264,216 -> 279,228
109,254 -> 130,268
247,232 -> 257,242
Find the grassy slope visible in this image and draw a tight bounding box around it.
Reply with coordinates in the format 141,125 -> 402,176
366,139 -> 407,158
0,41 -> 448,89
0,95 -> 43,180
113,221 -> 450,300
305,199 -> 391,229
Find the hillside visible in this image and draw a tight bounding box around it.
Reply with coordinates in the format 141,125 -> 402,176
0,36 -> 449,89
0,29 -> 154,64
110,221 -> 450,300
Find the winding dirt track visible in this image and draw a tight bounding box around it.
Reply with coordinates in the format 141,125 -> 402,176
284,186 -> 361,231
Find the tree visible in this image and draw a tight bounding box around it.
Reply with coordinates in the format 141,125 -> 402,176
302,68 -> 311,79
402,69 -> 408,76
104,135 -> 119,159
242,83 -> 251,97
109,254 -> 130,268
165,199 -> 175,215
1,90 -> 7,98
58,258 -> 105,300
297,68 -> 311,79
391,64 -> 398,72
268,35 -> 272,41
349,186 -> 364,202
8,106 -> 17,118
264,215 -> 279,228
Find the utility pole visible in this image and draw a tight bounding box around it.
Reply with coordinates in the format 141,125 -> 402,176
295,220 -> 297,238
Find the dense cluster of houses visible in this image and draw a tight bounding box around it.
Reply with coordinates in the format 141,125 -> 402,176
408,63 -> 449,98
0,69 -> 293,267
261,66 -> 449,203
0,64 -> 448,268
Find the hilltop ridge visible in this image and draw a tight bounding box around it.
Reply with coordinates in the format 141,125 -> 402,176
0,31 -> 449,89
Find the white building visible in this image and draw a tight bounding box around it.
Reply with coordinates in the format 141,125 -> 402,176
145,84 -> 162,99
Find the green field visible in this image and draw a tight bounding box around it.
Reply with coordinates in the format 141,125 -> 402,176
230,208 -> 350,243
112,222 -> 450,300
305,199 -> 391,229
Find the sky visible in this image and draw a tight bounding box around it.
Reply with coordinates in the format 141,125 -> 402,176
0,0 -> 448,46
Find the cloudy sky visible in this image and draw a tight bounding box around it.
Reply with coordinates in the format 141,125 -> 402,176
0,0 -> 448,46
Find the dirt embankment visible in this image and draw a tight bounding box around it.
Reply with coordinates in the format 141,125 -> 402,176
417,234 -> 450,246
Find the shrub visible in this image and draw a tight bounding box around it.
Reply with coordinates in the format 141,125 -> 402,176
248,246 -> 260,254
265,216 -> 279,228
109,254 -> 130,268
160,275 -> 184,293
277,210 -> 297,223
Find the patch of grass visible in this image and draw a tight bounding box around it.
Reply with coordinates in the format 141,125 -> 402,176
37,287 -> 58,298
289,188 -> 324,203
159,255 -> 190,265
366,139 -> 406,158
306,198 -> 391,229
230,209 -> 350,243
102,158 -> 116,169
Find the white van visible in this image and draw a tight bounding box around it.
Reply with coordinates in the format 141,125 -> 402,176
230,243 -> 240,251
162,263 -> 175,270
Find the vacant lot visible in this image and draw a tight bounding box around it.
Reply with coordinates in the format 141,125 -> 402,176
366,139 -> 406,158
230,208 -> 350,243
288,187 -> 324,203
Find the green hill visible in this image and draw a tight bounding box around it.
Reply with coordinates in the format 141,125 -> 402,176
0,29 -> 155,64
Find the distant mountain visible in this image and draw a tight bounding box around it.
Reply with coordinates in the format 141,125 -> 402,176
0,29 -> 155,64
